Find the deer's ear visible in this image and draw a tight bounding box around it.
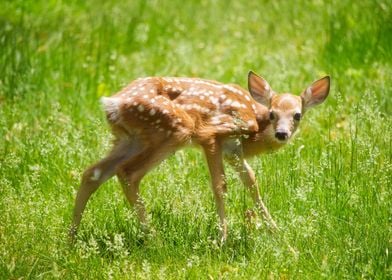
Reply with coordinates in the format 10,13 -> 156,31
301,76 -> 330,110
248,71 -> 273,107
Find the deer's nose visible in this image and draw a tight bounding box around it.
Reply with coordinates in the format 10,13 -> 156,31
275,131 -> 288,141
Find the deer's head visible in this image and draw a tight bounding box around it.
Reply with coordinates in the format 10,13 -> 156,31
248,71 -> 330,143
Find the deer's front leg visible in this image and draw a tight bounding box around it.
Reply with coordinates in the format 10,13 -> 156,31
203,142 -> 228,242
224,140 -> 278,231
237,160 -> 278,230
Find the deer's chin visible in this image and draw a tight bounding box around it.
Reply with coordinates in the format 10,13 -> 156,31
274,138 -> 289,144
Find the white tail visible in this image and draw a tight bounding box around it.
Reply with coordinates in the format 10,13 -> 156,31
70,72 -> 330,242
101,97 -> 121,122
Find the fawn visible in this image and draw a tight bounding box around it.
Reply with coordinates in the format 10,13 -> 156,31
70,71 -> 330,242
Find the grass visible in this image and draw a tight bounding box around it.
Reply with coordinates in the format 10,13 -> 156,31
0,0 -> 391,278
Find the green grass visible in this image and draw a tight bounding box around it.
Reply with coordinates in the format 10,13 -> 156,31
0,0 -> 391,278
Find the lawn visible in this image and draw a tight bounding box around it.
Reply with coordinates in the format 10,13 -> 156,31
0,0 -> 391,279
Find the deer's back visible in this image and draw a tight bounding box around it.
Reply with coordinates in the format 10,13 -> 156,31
102,77 -> 262,144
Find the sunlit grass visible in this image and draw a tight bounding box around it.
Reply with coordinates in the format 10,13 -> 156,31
0,0 -> 391,279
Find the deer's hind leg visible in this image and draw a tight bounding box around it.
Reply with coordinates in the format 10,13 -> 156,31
70,139 -> 143,240
116,142 -> 178,229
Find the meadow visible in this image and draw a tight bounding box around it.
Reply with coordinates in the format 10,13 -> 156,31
0,0 -> 391,278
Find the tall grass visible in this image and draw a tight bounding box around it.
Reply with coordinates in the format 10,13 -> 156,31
0,0 -> 391,278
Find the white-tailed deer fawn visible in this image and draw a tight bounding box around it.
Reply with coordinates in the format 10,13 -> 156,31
70,71 -> 330,242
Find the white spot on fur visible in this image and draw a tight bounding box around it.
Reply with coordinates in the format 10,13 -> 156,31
247,120 -> 255,127
210,119 -> 221,125
149,109 -> 156,116
137,105 -> 144,112
210,97 -> 219,106
91,168 -> 101,181
231,101 -> 241,108
223,99 -> 232,106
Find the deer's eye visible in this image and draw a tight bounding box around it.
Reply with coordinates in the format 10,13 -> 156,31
269,111 -> 275,120
294,112 -> 301,121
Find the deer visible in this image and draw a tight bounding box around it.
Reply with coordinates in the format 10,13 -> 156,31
69,71 -> 330,243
